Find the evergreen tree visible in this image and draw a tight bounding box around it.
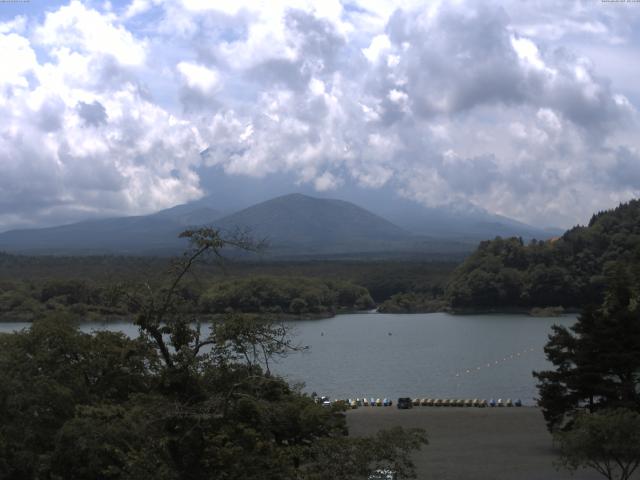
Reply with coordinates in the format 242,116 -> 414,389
533,264 -> 640,431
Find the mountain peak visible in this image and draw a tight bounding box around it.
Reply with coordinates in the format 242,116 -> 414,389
212,193 -> 410,253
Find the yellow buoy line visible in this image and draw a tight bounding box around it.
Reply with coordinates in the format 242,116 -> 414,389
453,347 -> 537,378
318,397 -> 523,408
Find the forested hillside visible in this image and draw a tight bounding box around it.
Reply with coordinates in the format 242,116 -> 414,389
200,276 -> 375,316
446,200 -> 640,310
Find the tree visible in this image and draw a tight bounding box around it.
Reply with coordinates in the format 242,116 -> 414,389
0,228 -> 428,479
533,264 -> 640,431
554,409 -> 640,480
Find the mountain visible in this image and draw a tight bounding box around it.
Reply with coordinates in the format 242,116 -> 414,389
152,204 -> 222,226
211,193 -> 413,255
329,191 -> 563,241
183,167 -> 563,241
0,191 -> 558,257
0,205 -> 225,255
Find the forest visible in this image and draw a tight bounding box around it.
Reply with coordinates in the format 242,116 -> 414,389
0,254 -> 455,321
445,200 -> 640,311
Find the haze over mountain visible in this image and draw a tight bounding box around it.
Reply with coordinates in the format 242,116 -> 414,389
212,193 -> 411,255
0,192 -> 560,257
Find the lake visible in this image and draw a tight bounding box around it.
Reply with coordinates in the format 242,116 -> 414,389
0,312 -> 575,405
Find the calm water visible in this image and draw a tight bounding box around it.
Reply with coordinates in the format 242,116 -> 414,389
0,312 -> 575,405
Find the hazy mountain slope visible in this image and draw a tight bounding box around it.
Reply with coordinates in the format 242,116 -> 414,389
0,190 -> 557,256
152,204 -> 223,226
0,216 -> 185,254
212,193 -> 412,254
369,198 -> 561,240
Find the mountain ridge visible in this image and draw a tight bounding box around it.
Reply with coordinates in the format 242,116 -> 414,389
0,192 -> 558,257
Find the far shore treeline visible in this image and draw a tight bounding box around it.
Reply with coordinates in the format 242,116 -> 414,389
1,199 -> 639,320
446,199 -> 640,311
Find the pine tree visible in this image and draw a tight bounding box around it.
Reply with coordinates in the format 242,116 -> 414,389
534,263 -> 640,431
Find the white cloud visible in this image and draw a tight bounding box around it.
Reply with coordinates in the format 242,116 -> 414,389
34,1 -> 146,66
314,171 -> 341,191
0,32 -> 37,88
177,61 -> 221,94
1,0 -> 640,231
362,34 -> 391,63
0,15 -> 27,34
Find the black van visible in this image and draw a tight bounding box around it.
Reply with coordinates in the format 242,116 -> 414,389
397,397 -> 412,409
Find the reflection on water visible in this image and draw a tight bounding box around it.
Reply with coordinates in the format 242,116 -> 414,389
0,312 -> 575,405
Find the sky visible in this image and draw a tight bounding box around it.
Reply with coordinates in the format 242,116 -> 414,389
1,0 -> 640,231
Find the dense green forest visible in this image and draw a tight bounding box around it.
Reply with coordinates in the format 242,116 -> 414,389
446,200 -> 640,311
200,276 -> 374,316
0,253 -> 456,321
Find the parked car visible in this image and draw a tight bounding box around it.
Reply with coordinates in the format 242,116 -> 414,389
397,397 -> 413,409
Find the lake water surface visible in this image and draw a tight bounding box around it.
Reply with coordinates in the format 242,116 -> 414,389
0,312 -> 575,405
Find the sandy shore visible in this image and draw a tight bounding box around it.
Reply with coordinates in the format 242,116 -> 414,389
346,407 -> 613,480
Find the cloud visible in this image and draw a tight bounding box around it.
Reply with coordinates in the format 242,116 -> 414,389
34,0 -> 146,66
0,31 -> 37,89
0,0 -> 639,231
177,61 -> 221,93
77,100 -> 108,126
0,2 -> 204,230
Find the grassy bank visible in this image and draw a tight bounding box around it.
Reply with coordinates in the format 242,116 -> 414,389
346,407 -> 605,480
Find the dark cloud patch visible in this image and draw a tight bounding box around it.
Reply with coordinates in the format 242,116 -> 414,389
285,9 -> 346,74
377,6 -> 529,119
178,86 -> 222,113
77,100 -> 108,126
610,147 -> 640,189
37,95 -> 65,132
437,153 -> 500,195
246,58 -> 309,92
377,3 -> 631,138
244,9 -> 347,93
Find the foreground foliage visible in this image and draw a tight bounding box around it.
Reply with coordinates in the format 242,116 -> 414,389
0,229 -> 427,479
533,266 -> 640,431
554,409 -> 640,480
